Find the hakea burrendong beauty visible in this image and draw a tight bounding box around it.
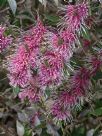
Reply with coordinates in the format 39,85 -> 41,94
8,19 -> 46,88
38,51 -> 64,88
85,50 -> 102,76
8,45 -> 30,87
0,26 -> 12,53
51,67 -> 91,121
8,2 -> 102,123
59,3 -> 89,31
19,85 -> 40,102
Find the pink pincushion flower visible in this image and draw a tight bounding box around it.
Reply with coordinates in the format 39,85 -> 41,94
32,19 -> 45,36
29,52 -> 39,69
86,56 -> 102,76
8,19 -> 45,88
60,30 -> 76,45
58,43 -> 73,62
42,31 -> 60,55
71,67 -> 90,90
50,33 -> 59,47
19,86 -> 39,102
51,101 -> 71,121
73,87 -> 85,98
77,3 -> 88,18
43,51 -> 63,69
38,63 -> 62,88
59,91 -> 76,108
8,45 -> 30,87
38,51 -> 64,88
58,30 -> 76,61
8,45 -> 29,73
61,3 -> 88,31
43,31 -> 73,62
24,19 -> 45,52
8,69 -> 30,87
83,39 -> 91,47
85,50 -> 102,76
0,26 -> 12,52
91,57 -> 101,73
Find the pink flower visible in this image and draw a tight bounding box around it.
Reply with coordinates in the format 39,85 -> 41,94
29,52 -> 38,69
24,19 -> 45,52
0,26 -> 12,52
60,3 -> 88,31
91,57 -> 101,73
38,62 -> 62,88
19,86 -> 39,102
85,50 -> 102,76
43,51 -> 63,69
8,45 -> 30,87
83,39 -> 91,47
59,91 -> 76,108
8,69 -> 30,87
8,19 -> 45,88
38,51 -> 63,88
86,56 -> 102,76
8,45 -> 29,73
73,87 -> 85,98
60,30 -> 76,45
51,101 -> 71,121
43,31 -> 59,47
60,44 -> 73,62
43,31 -> 73,62
71,67 -> 90,90
59,30 -> 76,61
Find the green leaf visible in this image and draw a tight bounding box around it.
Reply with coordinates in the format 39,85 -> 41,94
44,14 -> 59,25
7,0 -> 17,15
71,127 -> 86,136
0,0 -> 6,7
41,128 -> 51,136
93,71 -> 102,81
38,0 -> 47,8
16,14 -> 35,22
45,87 -> 51,97
81,25 -> 91,40
90,107 -> 102,117
94,99 -> 102,108
16,120 -> 25,136
13,86 -> 20,95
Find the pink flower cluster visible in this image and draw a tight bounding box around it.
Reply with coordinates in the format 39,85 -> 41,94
38,51 -> 64,88
86,50 -> 102,76
51,67 -> 91,121
51,48 -> 102,121
60,3 -> 89,31
19,86 -> 39,102
0,26 -> 12,53
8,2 -> 101,122
8,45 -> 30,87
8,19 -> 45,102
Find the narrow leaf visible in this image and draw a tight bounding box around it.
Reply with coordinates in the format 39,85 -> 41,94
54,0 -> 59,6
90,107 -> 102,116
16,120 -> 25,136
81,25 -> 90,40
7,0 -> 17,15
38,0 -> 47,8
